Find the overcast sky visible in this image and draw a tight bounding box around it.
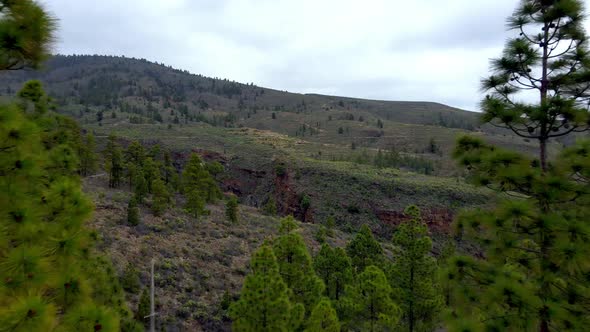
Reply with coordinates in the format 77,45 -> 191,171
43,0 -> 590,111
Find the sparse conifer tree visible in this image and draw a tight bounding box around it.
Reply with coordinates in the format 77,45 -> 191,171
79,132 -> 98,176
230,245 -> 304,332
151,177 -> 170,216
304,298 -> 340,332
346,225 -> 384,273
104,134 -> 123,188
313,244 -> 353,301
127,197 -> 140,226
273,216 -> 325,316
389,205 -> 442,332
340,266 -> 400,332
226,194 -> 239,223
446,1 -> 590,331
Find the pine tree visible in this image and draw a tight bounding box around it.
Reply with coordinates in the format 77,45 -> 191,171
151,177 -> 170,216
341,265 -> 400,332
226,194 -> 239,223
132,169 -> 148,204
124,141 -> 146,169
389,205 -> 442,332
121,264 -> 140,294
104,133 -> 123,188
479,0 -> 590,171
263,197 -> 277,216
185,188 -> 206,218
142,157 -> 159,194
273,216 -> 325,315
79,132 -> 98,176
127,198 -> 140,226
447,137 -> 590,331
163,150 -> 178,190
436,240 -> 456,308
325,216 -> 336,237
230,245 -> 304,332
0,96 -> 119,330
445,1 -> 590,330
0,6 -> 128,328
304,298 -> 340,332
346,224 -> 384,273
182,153 -> 222,202
0,0 -> 57,70
136,289 -> 150,323
313,244 -> 353,301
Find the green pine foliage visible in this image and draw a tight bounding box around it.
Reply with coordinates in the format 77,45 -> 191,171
0,96 -> 120,330
325,216 -> 336,237
262,197 -> 277,216
151,177 -> 170,216
0,0 -> 57,70
79,132 -> 98,176
120,264 -> 140,294
444,1 -> 590,329
124,141 -> 146,170
273,216 -> 325,315
446,137 -> 590,331
479,0 -> 590,171
436,240 -> 456,308
230,245 -> 304,332
389,205 -> 442,332
132,169 -> 148,204
313,244 -> 353,301
184,188 -> 206,218
163,151 -> 179,190
142,157 -> 159,194
136,288 -> 150,323
346,224 -> 384,273
340,265 -> 400,332
127,198 -> 140,226
182,153 -> 221,217
104,133 -> 124,188
304,298 -> 340,332
226,194 -> 239,223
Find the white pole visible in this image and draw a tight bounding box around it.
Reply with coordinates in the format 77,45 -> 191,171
150,258 -> 155,332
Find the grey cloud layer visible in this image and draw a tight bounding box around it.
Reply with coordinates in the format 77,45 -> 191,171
45,0 -> 590,111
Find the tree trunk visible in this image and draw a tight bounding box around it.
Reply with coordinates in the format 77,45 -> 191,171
540,138 -> 547,172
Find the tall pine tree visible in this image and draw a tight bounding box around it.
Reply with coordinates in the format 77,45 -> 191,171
389,205 -> 442,332
104,134 -> 123,188
340,265 -> 400,332
273,216 -> 324,316
0,96 -> 120,330
304,298 -> 340,332
313,244 -> 353,301
446,1 -> 590,331
230,245 -> 304,332
346,224 -> 384,274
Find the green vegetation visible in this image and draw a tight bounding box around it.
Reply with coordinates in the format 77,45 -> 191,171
346,224 -> 384,273
445,1 -> 590,331
273,217 -> 324,315
226,194 -> 239,223
2,0 -> 589,331
230,245 -> 304,332
182,153 -> 222,217
389,205 -> 442,332
341,265 -> 400,331
304,298 -> 340,332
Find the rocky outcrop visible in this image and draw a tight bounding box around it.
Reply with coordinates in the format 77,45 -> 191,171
375,207 -> 454,233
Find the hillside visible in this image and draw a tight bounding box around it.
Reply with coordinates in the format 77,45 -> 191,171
0,55 -> 547,331
0,55 -> 549,172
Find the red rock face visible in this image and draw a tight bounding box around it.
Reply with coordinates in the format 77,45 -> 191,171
273,169 -> 314,223
375,208 -> 454,233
